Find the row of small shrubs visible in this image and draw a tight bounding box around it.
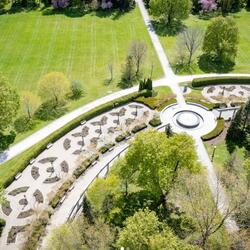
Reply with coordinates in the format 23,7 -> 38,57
115,132 -> 130,143
0,91 -> 148,188
192,76 -> 250,88
186,98 -> 221,110
22,210 -> 51,250
202,118 -> 225,141
73,154 -> 99,179
49,178 -> 75,209
132,123 -> 147,133
98,143 -> 115,154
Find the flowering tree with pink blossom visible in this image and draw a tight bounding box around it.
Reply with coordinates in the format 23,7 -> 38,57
199,0 -> 217,12
52,0 -> 69,9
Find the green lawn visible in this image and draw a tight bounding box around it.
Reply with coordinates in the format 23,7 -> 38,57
0,7 -> 163,143
158,10 -> 250,74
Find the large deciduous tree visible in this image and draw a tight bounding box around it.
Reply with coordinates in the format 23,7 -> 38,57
0,75 -> 20,131
121,130 -> 200,203
149,0 -> 192,26
202,16 -> 239,64
38,72 -> 70,106
116,209 -> 197,250
129,40 -> 147,77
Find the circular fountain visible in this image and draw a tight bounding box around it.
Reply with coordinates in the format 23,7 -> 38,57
175,110 -> 201,129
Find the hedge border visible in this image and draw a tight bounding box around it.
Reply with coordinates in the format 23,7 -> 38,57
0,91 -> 148,188
192,76 -> 250,88
202,118 -> 225,141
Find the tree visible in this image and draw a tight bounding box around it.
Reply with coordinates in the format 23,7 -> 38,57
165,123 -> 173,137
0,75 -> 20,131
45,216 -> 115,250
129,40 -> 147,77
202,16 -> 239,64
149,0 -> 192,26
0,130 -> 16,151
120,55 -> 136,88
0,0 -> 8,10
107,62 -> 113,82
38,72 -> 70,106
117,209 -> 196,250
121,130 -> 200,203
177,28 -> 203,65
199,0 -> 217,12
21,91 -> 41,119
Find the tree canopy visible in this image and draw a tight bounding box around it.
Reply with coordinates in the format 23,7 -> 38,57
0,75 -> 20,131
203,16 -> 239,64
149,0 -> 191,26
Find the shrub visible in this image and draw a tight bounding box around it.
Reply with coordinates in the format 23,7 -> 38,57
22,210 -> 51,250
0,131 -> 16,151
70,80 -> 84,100
73,153 -> 99,178
14,116 -> 35,133
186,98 -> 221,110
98,143 -> 115,154
0,91 -> 147,188
132,123 -> 147,133
149,114 -> 162,127
202,118 -> 225,141
49,178 -> 74,209
192,76 -> 250,88
0,218 -> 6,236
115,132 -> 130,143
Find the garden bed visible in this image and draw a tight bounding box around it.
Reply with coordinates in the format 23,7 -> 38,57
202,119 -> 225,141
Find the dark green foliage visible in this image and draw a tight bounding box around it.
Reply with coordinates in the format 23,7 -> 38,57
120,55 -> 136,89
139,78 -> 153,92
149,115 -> 162,127
0,131 -> 16,151
0,218 -> 6,237
192,76 -> 250,88
82,196 -> 94,224
131,123 -> 147,133
35,100 -> 67,121
165,123 -> 173,137
98,143 -> 115,154
14,116 -> 35,133
202,118 -> 225,141
49,178 -> 74,208
226,100 -> 250,152
70,80 -> 84,100
115,133 -> 130,142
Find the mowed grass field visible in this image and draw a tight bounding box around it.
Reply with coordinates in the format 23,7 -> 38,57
159,10 -> 250,74
0,7 -> 162,94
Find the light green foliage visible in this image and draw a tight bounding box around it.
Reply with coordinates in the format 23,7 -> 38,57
21,91 -> 41,119
122,130 -> 200,198
87,175 -> 121,212
0,75 -> 20,131
117,209 -> 198,250
38,72 -> 70,105
149,0 -> 191,25
243,158 -> 250,189
203,16 -> 239,64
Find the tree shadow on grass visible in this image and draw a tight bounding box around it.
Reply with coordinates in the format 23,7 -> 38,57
151,20 -> 186,37
198,54 -> 235,73
92,9 -> 125,20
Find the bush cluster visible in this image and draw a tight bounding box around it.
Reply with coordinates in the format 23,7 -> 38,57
98,143 -> 115,154
132,123 -> 147,133
149,115 -> 162,127
0,218 -> 6,237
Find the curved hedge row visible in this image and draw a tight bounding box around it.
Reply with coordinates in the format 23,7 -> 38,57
0,91 -> 149,188
192,76 -> 250,88
202,118 -> 225,141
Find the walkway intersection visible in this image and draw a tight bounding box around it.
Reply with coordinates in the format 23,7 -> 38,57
1,0 -> 249,248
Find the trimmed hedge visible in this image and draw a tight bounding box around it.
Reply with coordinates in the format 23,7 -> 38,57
192,76 -> 250,88
0,91 -> 147,188
202,119 -> 225,141
186,98 -> 221,110
115,132 -> 130,143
